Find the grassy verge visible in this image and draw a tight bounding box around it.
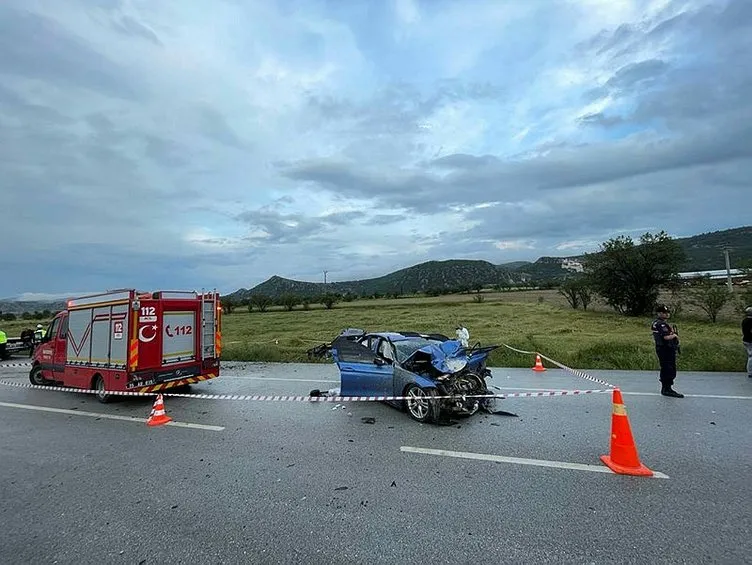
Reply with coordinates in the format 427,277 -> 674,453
2,291 -> 747,371
218,295 -> 746,371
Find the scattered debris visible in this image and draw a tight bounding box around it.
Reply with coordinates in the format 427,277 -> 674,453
361,417 -> 376,424
334,486 -> 348,491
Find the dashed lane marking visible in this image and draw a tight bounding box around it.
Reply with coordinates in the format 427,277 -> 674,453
400,446 -> 670,479
0,401 -> 225,431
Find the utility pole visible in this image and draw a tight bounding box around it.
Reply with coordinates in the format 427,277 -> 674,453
723,246 -> 733,292
323,270 -> 328,285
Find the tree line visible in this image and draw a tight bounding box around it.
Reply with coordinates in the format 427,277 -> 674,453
558,231 -> 752,322
1,309 -> 55,322
219,231 -> 751,322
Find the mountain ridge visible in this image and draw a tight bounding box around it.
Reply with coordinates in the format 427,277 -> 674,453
227,226 -> 752,301
1,226 -> 750,313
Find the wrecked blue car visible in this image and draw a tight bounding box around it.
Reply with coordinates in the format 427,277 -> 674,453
307,328 -> 505,423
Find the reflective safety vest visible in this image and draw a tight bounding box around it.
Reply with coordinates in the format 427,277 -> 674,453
34,328 -> 46,340
0,330 -> 7,345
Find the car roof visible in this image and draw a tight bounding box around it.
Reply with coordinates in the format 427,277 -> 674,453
368,331 -> 445,342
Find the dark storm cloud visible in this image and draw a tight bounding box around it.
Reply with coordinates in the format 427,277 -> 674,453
305,79 -> 505,135
0,85 -> 73,126
111,15 -> 163,46
282,118 -> 752,212
283,0 -> 752,221
196,106 -> 246,149
236,209 -> 367,244
603,59 -> 669,92
576,112 -> 624,128
0,5 -> 142,100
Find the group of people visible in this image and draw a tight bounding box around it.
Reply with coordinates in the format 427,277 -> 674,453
0,324 -> 47,360
651,304 -> 752,397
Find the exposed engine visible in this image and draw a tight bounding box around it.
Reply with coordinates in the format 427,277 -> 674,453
435,370 -> 489,415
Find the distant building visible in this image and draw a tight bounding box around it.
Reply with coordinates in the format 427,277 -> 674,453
561,259 -> 584,273
678,269 -> 744,280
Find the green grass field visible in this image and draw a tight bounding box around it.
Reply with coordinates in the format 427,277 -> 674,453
2,290 -> 748,372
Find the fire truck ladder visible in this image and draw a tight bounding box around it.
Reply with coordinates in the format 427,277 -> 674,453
201,289 -> 219,359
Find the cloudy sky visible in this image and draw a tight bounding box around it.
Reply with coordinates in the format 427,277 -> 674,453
1,0 -> 750,299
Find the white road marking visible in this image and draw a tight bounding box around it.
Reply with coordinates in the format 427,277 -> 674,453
400,446 -> 670,479
622,392 -> 752,400
492,386 -> 752,400
218,379 -> 750,400
0,401 -> 225,431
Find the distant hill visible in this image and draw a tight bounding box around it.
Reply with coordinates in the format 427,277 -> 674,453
230,260 -> 513,302
2,226 -> 749,313
0,299 -> 65,316
674,226 -> 752,271
227,226 -> 752,301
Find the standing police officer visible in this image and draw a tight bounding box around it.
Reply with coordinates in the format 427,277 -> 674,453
651,304 -> 684,398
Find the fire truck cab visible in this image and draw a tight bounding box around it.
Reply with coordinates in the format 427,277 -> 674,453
30,289 -> 222,402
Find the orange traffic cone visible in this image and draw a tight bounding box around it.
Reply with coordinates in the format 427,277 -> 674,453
532,354 -> 546,372
600,389 -> 653,476
146,394 -> 172,427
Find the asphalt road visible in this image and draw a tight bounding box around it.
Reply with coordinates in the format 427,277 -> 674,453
1,360 -> 750,564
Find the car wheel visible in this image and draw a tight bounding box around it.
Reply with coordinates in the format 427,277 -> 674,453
404,384 -> 438,423
29,366 -> 46,386
93,375 -> 111,404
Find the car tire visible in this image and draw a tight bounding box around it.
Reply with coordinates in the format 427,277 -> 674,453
29,366 -> 46,386
403,384 -> 438,423
93,374 -> 111,404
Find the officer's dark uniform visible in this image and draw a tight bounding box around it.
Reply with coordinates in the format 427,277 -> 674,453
651,305 -> 684,398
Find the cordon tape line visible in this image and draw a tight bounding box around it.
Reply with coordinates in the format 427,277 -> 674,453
501,344 -> 618,390
0,380 -> 609,401
0,362 -> 33,368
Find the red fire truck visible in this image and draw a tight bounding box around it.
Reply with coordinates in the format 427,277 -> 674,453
30,289 -> 222,402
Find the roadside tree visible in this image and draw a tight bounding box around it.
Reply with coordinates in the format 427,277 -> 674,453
558,277 -> 593,310
583,231 -> 685,316
687,275 -> 732,323
250,294 -> 273,312
279,293 -> 300,311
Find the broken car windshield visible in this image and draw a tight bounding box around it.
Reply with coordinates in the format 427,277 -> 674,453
393,338 -> 443,362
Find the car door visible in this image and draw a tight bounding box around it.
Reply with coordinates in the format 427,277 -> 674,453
35,316 -> 63,380
51,314 -> 69,382
332,335 -> 394,397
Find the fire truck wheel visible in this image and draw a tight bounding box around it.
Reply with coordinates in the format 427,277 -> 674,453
93,375 -> 111,404
29,366 -> 46,386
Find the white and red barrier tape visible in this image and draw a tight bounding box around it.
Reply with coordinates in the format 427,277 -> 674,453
501,344 -> 618,389
0,379 -> 609,401
1,346 -> 617,400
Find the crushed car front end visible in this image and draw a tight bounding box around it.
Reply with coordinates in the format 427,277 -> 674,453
307,327 -> 503,424
396,336 -> 500,422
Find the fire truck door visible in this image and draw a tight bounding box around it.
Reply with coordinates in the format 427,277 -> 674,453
51,315 -> 68,380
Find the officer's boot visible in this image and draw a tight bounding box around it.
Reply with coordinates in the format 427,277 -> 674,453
661,386 -> 684,398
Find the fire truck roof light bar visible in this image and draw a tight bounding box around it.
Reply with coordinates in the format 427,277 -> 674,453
68,291 -> 133,308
